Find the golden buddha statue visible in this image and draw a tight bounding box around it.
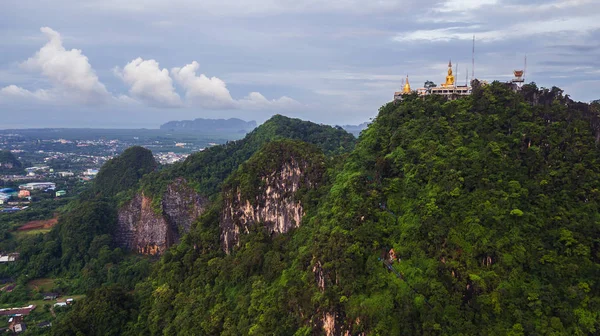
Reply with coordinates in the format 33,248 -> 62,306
443,60 -> 455,87
402,75 -> 411,94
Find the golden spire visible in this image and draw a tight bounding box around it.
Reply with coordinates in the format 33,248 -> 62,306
402,75 -> 411,93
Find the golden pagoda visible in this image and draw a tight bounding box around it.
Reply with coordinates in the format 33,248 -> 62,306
402,75 -> 411,94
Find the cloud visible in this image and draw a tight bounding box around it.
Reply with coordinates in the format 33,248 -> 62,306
0,28 -> 300,113
84,0 -> 416,16
395,15 -> 600,42
170,61 -> 301,110
1,27 -> 110,104
436,0 -> 498,13
0,85 -> 53,101
239,92 -> 301,110
115,58 -> 182,107
170,61 -> 236,109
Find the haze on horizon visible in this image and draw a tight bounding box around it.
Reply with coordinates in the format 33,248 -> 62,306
1,0 -> 599,129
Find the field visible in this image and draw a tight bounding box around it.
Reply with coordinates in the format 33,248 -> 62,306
27,278 -> 56,292
11,216 -> 58,238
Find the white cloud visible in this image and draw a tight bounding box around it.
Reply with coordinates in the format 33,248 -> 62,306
116,58 -> 182,107
436,0 -> 497,13
171,61 -> 236,109
1,27 -> 110,104
0,85 -> 53,101
239,92 -> 302,110
0,28 -> 300,111
171,61 -> 301,110
23,27 -> 109,102
83,0 -> 416,16
395,15 -> 600,42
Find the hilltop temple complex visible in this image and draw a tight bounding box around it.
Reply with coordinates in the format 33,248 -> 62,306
394,60 -> 525,101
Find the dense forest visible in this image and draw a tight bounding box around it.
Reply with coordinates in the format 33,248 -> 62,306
0,150 -> 23,174
2,83 -> 600,335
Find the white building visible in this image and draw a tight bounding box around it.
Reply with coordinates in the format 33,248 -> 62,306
84,169 -> 99,176
18,182 -> 56,191
0,253 -> 19,263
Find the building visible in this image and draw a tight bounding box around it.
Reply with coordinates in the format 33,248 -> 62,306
0,193 -> 10,204
394,59 -> 526,101
0,253 -> 19,263
57,171 -> 74,177
17,190 -> 30,198
395,61 -> 472,101
393,75 -> 413,101
55,190 -> 67,197
43,293 -> 59,300
0,304 -> 36,316
18,182 -> 56,191
25,166 -> 49,173
8,315 -> 26,333
84,169 -> 99,176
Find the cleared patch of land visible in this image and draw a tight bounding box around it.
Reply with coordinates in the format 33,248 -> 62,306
27,278 -> 56,292
18,216 -> 58,231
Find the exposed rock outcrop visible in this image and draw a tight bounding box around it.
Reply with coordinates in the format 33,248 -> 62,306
116,178 -> 207,255
220,150 -> 324,253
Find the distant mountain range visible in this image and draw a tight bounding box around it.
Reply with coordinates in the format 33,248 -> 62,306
160,118 -> 257,133
340,122 -> 369,135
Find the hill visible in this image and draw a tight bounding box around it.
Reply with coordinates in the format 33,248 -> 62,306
159,118 -> 257,133
340,121 -> 369,136
0,150 -> 23,174
141,114 -> 356,199
112,115 -> 355,255
9,89 -> 600,335
92,146 -> 157,197
125,83 -> 600,335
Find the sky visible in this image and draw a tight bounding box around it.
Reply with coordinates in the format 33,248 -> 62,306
1,0 -> 599,128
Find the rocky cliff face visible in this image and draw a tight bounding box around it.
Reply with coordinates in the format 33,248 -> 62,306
116,178 -> 207,255
221,158 -> 321,253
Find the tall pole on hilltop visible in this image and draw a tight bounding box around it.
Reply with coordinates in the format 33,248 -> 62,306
455,62 -> 458,87
524,55 -> 527,83
472,35 -> 475,82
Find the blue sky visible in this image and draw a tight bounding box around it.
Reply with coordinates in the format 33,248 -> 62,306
1,0 -> 599,128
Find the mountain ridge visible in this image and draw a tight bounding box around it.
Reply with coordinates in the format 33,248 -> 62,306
159,118 -> 257,132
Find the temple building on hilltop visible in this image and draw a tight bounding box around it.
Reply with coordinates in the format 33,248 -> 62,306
395,60 -> 471,101
394,59 -> 526,101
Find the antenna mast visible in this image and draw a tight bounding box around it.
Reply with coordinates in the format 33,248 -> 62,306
472,35 -> 475,81
524,55 -> 527,83
455,62 -> 458,87
466,67 -> 468,86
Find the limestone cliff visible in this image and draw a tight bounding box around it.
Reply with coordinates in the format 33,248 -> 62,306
116,178 -> 207,255
220,140 -> 326,252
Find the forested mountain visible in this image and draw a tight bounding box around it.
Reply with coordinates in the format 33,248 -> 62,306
92,146 -> 157,198
123,83 -> 599,335
0,150 -> 23,174
5,84 -> 600,335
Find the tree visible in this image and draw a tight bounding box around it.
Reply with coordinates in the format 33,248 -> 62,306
424,80 -> 437,89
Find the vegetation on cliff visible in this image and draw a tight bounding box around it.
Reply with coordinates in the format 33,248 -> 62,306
0,150 -> 23,174
92,146 -> 157,198
123,83 -> 600,335
139,114 -> 355,204
7,84 -> 600,335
